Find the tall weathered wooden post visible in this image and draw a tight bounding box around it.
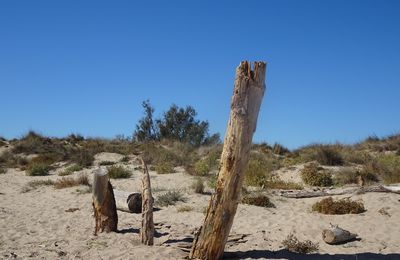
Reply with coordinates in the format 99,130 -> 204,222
190,61 -> 266,259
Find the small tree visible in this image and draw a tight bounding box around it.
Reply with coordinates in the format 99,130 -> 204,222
156,105 -> 211,146
133,100 -> 159,142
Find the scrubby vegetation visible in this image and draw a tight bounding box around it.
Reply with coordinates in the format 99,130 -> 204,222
177,205 -> 194,212
27,162 -> 52,176
241,194 -> 275,208
312,197 -> 365,214
58,164 -> 83,176
99,161 -> 115,166
244,153 -> 282,187
156,190 -> 187,207
301,163 -> 333,187
107,165 -> 132,179
54,174 -> 90,189
282,233 -> 319,254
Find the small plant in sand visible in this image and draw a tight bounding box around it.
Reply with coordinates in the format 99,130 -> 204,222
282,233 -> 319,254
301,163 -> 333,187
21,179 -> 55,193
241,194 -> 275,208
99,161 -> 115,166
191,178 -> 205,194
177,205 -> 194,212
58,164 -> 83,176
54,174 -> 90,189
207,174 -> 218,189
107,165 -> 132,179
312,197 -> 365,215
0,167 -> 5,174
265,177 -> 303,190
156,190 -> 187,207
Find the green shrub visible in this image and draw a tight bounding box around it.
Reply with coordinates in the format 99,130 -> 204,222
155,162 -> 174,174
244,153 -> 281,187
156,190 -> 186,207
301,163 -> 333,187
315,145 -> 344,166
27,162 -> 51,176
58,164 -> 83,176
376,154 -> 400,184
107,165 -> 132,179
191,178 -> 205,194
312,197 -> 365,214
70,148 -> 94,167
193,159 -> 211,176
282,233 -> 319,254
242,194 -> 275,208
264,178 -> 303,190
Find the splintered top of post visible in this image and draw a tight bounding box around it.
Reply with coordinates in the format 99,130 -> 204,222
237,61 -> 266,85
94,167 -> 108,177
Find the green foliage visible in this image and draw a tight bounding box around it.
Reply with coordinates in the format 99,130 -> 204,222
155,162 -> 174,174
191,178 -> 205,194
312,197 -> 365,214
207,174 -> 218,189
58,164 -> 83,176
133,100 -> 159,142
70,148 -> 95,167
242,194 -> 275,208
107,165 -> 132,179
376,154 -> 400,184
301,163 -> 333,187
244,153 -> 281,187
264,178 -> 303,190
27,162 -> 51,176
156,190 -> 187,207
282,233 -> 319,254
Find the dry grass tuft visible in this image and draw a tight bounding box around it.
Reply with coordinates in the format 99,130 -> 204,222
107,165 -> 132,179
156,190 -> 186,207
177,205 -> 194,212
301,163 -> 333,187
54,174 -> 90,189
191,178 -> 205,194
282,233 -> 319,254
312,197 -> 365,215
21,179 -> 55,192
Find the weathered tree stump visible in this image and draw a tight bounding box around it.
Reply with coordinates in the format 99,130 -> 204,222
190,61 -> 266,259
92,168 -> 118,235
322,224 -> 358,244
114,190 -> 142,213
140,158 -> 154,245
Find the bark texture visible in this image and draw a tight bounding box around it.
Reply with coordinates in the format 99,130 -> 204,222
140,158 -> 154,245
322,225 -> 357,244
92,168 -> 118,235
190,61 -> 266,260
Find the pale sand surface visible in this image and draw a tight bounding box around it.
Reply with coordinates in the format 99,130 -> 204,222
1,154 -> 399,259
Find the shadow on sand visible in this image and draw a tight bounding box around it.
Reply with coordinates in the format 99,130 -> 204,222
223,249 -> 400,260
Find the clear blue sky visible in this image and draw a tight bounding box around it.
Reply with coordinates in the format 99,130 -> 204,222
1,0 -> 399,149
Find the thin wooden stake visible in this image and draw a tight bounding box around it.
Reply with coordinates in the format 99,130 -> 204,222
140,157 -> 154,245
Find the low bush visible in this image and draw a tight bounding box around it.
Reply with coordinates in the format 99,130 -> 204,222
54,174 -> 90,189
58,164 -> 83,176
107,165 -> 132,179
265,178 -> 303,190
70,148 -> 94,167
207,174 -> 218,189
315,145 -> 344,166
191,178 -> 205,194
282,233 -> 319,254
27,162 -> 51,176
312,197 -> 365,214
244,153 -> 281,187
242,194 -> 275,208
301,163 -> 333,187
156,190 -> 186,207
155,162 -> 174,174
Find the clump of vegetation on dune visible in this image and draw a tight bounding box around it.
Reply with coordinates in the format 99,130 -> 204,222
107,165 -> 132,179
156,190 -> 187,207
58,164 -> 83,176
282,233 -> 319,254
241,194 -> 275,208
191,177 -> 205,194
301,163 -> 333,187
54,174 -> 90,189
22,179 -> 55,192
312,197 -> 365,215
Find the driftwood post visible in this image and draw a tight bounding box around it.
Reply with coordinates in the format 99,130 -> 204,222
190,61 -> 266,259
92,168 -> 118,234
140,158 -> 154,245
